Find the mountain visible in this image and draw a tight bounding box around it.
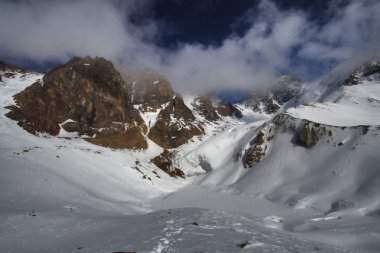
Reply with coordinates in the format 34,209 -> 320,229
1,56 -> 380,252
239,75 -> 301,114
5,57 -> 148,149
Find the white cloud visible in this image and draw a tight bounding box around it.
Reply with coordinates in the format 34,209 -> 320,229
0,0 -> 155,63
0,0 -> 379,93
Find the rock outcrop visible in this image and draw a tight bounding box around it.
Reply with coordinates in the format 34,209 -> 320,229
6,56 -> 148,149
243,127 -> 274,168
242,76 -> 301,114
192,96 -> 220,121
343,60 -> 380,86
296,122 -> 324,148
0,61 -> 29,73
216,101 -> 243,118
121,68 -> 175,112
151,149 -> 185,178
119,67 -> 207,149
148,95 -> 204,149
242,113 -> 370,168
0,61 -> 30,81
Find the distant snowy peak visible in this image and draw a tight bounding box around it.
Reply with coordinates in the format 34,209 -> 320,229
342,59 -> 380,86
239,75 -> 301,114
289,58 -> 380,127
298,57 -> 380,105
190,95 -> 243,122
0,61 -> 30,73
0,61 -> 34,83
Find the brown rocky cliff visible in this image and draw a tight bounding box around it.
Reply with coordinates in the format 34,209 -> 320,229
217,101 -> 243,118
151,149 -> 185,178
6,56 -> 148,149
192,96 -> 220,122
148,95 -> 204,149
242,76 -> 301,114
5,57 -> 209,150
119,68 -> 175,112
119,67 -> 205,149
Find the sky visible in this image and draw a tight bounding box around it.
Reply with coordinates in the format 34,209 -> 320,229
0,0 -> 380,93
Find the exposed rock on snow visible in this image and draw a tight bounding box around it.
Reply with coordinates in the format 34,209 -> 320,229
343,59 -> 380,86
148,96 -> 203,149
121,68 -> 175,112
241,76 -> 301,114
296,121 -> 325,148
243,128 -> 273,168
192,95 -> 220,121
216,101 -> 243,118
243,112 -> 377,169
151,149 -> 185,178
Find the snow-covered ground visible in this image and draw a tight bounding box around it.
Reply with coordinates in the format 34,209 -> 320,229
288,80 -> 380,126
1,69 -> 380,252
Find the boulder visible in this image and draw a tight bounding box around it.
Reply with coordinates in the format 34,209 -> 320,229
151,149 -> 185,178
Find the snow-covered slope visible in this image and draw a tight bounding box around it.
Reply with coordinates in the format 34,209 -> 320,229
0,69 -> 187,216
1,59 -> 380,252
288,60 -> 380,126
158,59 -> 380,251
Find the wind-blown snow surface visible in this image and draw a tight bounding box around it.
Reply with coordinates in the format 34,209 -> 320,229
288,80 -> 380,126
1,69 -> 380,252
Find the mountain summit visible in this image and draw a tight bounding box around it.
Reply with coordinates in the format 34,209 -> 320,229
4,57 -> 251,152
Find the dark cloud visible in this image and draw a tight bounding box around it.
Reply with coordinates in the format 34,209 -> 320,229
0,0 -> 379,93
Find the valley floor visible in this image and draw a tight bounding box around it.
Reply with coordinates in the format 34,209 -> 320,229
2,189 -> 380,253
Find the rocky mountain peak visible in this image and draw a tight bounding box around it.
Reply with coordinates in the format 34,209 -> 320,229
4,56 -> 273,152
241,75 -> 301,114
147,95 -> 204,149
192,95 -> 221,121
119,68 -> 175,112
342,59 -> 380,86
191,94 -> 243,121
0,61 -> 31,81
6,56 -> 148,149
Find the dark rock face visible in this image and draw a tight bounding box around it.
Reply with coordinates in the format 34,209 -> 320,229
0,61 -> 29,73
84,125 -> 147,149
0,61 -> 30,82
342,74 -> 360,86
297,122 -> 322,148
192,96 -> 220,121
242,76 -> 301,114
148,96 -> 203,149
244,131 -> 266,168
151,149 -> 185,178
122,69 -> 175,112
343,60 -> 380,86
119,67 -> 206,149
217,101 -> 243,118
272,114 -> 325,148
6,56 -> 147,149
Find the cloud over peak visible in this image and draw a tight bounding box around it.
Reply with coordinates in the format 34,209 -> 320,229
0,0 -> 379,93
